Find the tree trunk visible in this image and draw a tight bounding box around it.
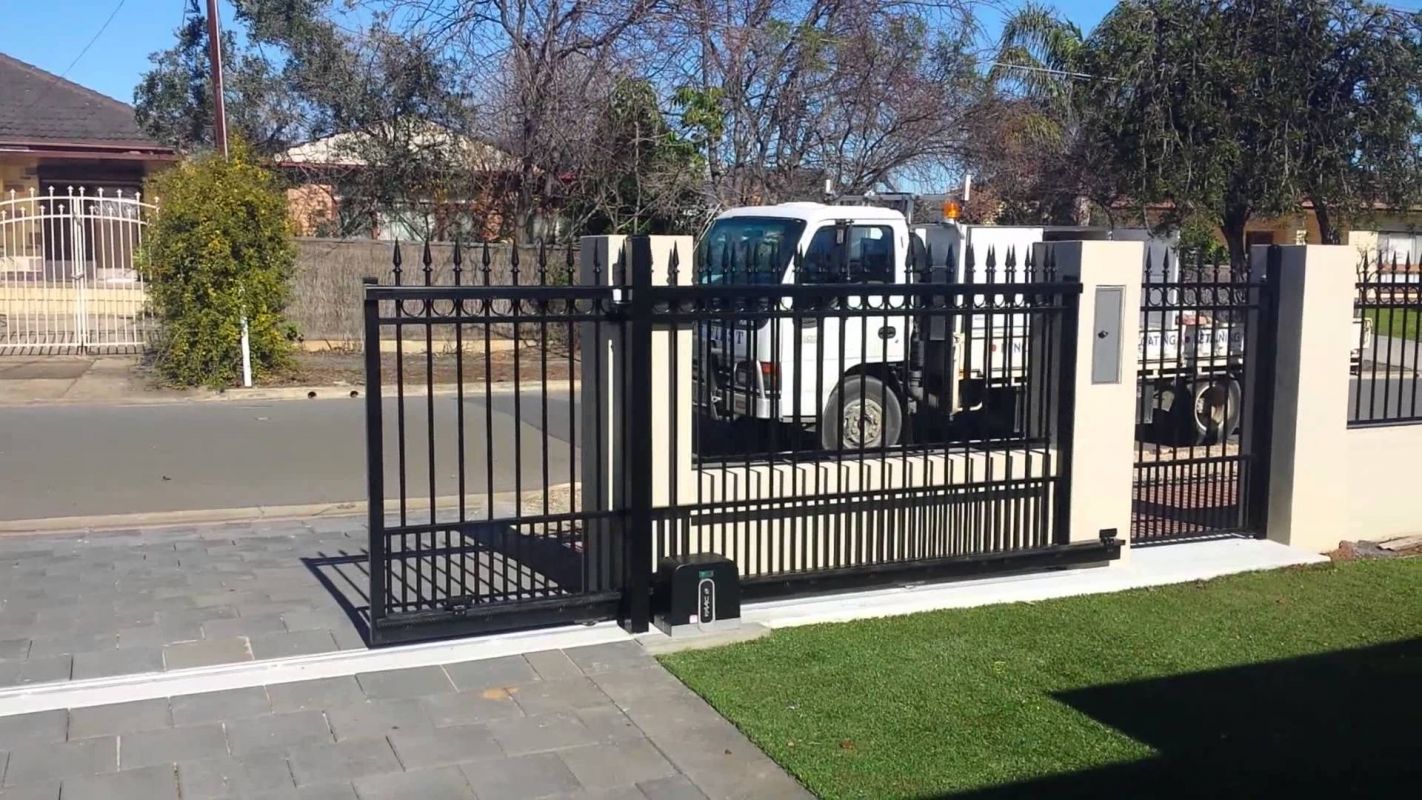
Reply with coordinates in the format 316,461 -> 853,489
1313,199 -> 1340,245
1221,207 -> 1250,273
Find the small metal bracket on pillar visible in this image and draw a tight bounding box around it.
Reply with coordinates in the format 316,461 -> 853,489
1099,528 -> 1119,546
622,236 -> 654,633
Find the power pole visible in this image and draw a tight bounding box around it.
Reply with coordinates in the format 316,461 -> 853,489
205,0 -> 229,157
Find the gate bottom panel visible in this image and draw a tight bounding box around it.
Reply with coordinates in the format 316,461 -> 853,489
370,513 -> 623,644
653,476 -> 1104,597
1131,454 -> 1257,543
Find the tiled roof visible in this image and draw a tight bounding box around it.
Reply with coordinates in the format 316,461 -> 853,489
0,51 -> 169,151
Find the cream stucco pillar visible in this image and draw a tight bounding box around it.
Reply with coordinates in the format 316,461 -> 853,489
1033,240 -> 1143,551
579,235 -> 695,587
1258,245 -> 1354,551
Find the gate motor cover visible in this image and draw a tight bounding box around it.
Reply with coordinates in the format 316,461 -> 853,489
653,554 -> 740,637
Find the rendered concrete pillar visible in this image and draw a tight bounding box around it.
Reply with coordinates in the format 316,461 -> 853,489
579,236 -> 695,586
1032,240 -> 1143,549
1260,245 -> 1354,551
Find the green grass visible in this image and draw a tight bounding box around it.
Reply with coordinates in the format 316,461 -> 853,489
1365,307 -> 1421,341
660,560 -> 1422,799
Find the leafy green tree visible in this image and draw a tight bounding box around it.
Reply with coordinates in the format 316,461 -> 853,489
992,0 -> 1422,261
134,0 -> 310,153
570,79 -> 706,235
138,141 -> 297,388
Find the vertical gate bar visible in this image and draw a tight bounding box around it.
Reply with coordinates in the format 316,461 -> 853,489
1052,276 -> 1080,546
623,236 -> 654,633
363,278 -> 387,638
1246,246 -> 1281,536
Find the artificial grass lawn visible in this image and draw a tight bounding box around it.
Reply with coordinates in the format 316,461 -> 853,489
660,560 -> 1422,799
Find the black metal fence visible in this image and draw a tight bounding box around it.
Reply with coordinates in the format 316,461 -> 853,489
1351,252 -> 1421,426
363,237 -> 1105,644
1131,249 -> 1277,544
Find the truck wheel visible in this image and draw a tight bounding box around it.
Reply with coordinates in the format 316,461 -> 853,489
821,376 -> 902,450
1178,378 -> 1241,445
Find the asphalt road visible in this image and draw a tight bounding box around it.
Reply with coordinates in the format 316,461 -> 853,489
0,392 -> 577,521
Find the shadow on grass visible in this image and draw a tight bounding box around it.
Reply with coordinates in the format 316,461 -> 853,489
937,637 -> 1421,799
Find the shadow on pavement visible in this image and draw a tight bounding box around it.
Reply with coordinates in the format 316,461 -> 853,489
302,551 -> 373,645
935,638 -> 1421,799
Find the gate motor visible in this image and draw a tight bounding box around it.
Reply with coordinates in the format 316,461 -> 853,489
653,554 -> 740,637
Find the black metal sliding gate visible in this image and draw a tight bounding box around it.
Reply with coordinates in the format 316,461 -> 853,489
364,237 -> 1112,645
1131,247 -> 1278,544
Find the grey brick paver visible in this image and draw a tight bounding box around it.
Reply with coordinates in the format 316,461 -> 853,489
442,656 -> 539,691
558,740 -> 679,791
3,737 -> 116,786
163,636 -> 253,669
0,711 -> 67,750
226,710 -> 333,756
0,656 -> 70,688
71,647 -> 163,680
573,706 -> 642,743
24,634 -> 113,659
508,677 -> 613,716
286,738 -> 401,786
562,642 -> 652,675
524,650 -> 583,681
352,766 -> 476,800
637,775 -> 710,800
387,725 -> 503,771
118,722 -> 229,769
420,688 -> 524,727
251,630 -> 339,660
61,765 -> 180,800
324,698 -> 433,741
487,712 -> 600,757
171,687 -> 272,726
202,615 -> 288,639
459,752 -> 581,799
67,699 -> 171,739
0,780 -> 60,800
354,666 -> 454,700
267,677 -> 366,713
177,752 -> 295,799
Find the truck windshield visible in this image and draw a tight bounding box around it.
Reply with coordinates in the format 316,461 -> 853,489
696,217 -> 805,284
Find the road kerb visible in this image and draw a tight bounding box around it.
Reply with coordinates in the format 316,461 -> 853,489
0,485 -> 576,535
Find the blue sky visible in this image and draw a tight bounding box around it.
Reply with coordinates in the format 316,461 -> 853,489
1,1 -> 1418,104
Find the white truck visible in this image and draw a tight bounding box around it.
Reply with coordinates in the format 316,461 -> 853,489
692,202 -> 1370,448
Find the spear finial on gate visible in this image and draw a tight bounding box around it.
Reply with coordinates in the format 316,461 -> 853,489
511,242 -> 521,285
985,245 -> 997,282
421,240 -> 433,285
964,242 -> 975,282
565,240 -> 576,284
668,243 -> 681,285
392,240 -> 403,286
537,240 -> 549,285
452,238 -> 463,286
481,241 -> 492,285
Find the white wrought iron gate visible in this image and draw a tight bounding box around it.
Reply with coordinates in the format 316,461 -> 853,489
0,187 -> 154,354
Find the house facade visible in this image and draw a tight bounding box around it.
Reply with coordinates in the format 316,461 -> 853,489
0,52 -> 174,353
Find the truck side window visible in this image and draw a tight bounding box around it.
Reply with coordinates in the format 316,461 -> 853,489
800,225 -> 895,283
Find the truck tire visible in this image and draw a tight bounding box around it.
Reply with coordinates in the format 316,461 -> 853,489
821,376 -> 902,450
1178,378 -> 1241,445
